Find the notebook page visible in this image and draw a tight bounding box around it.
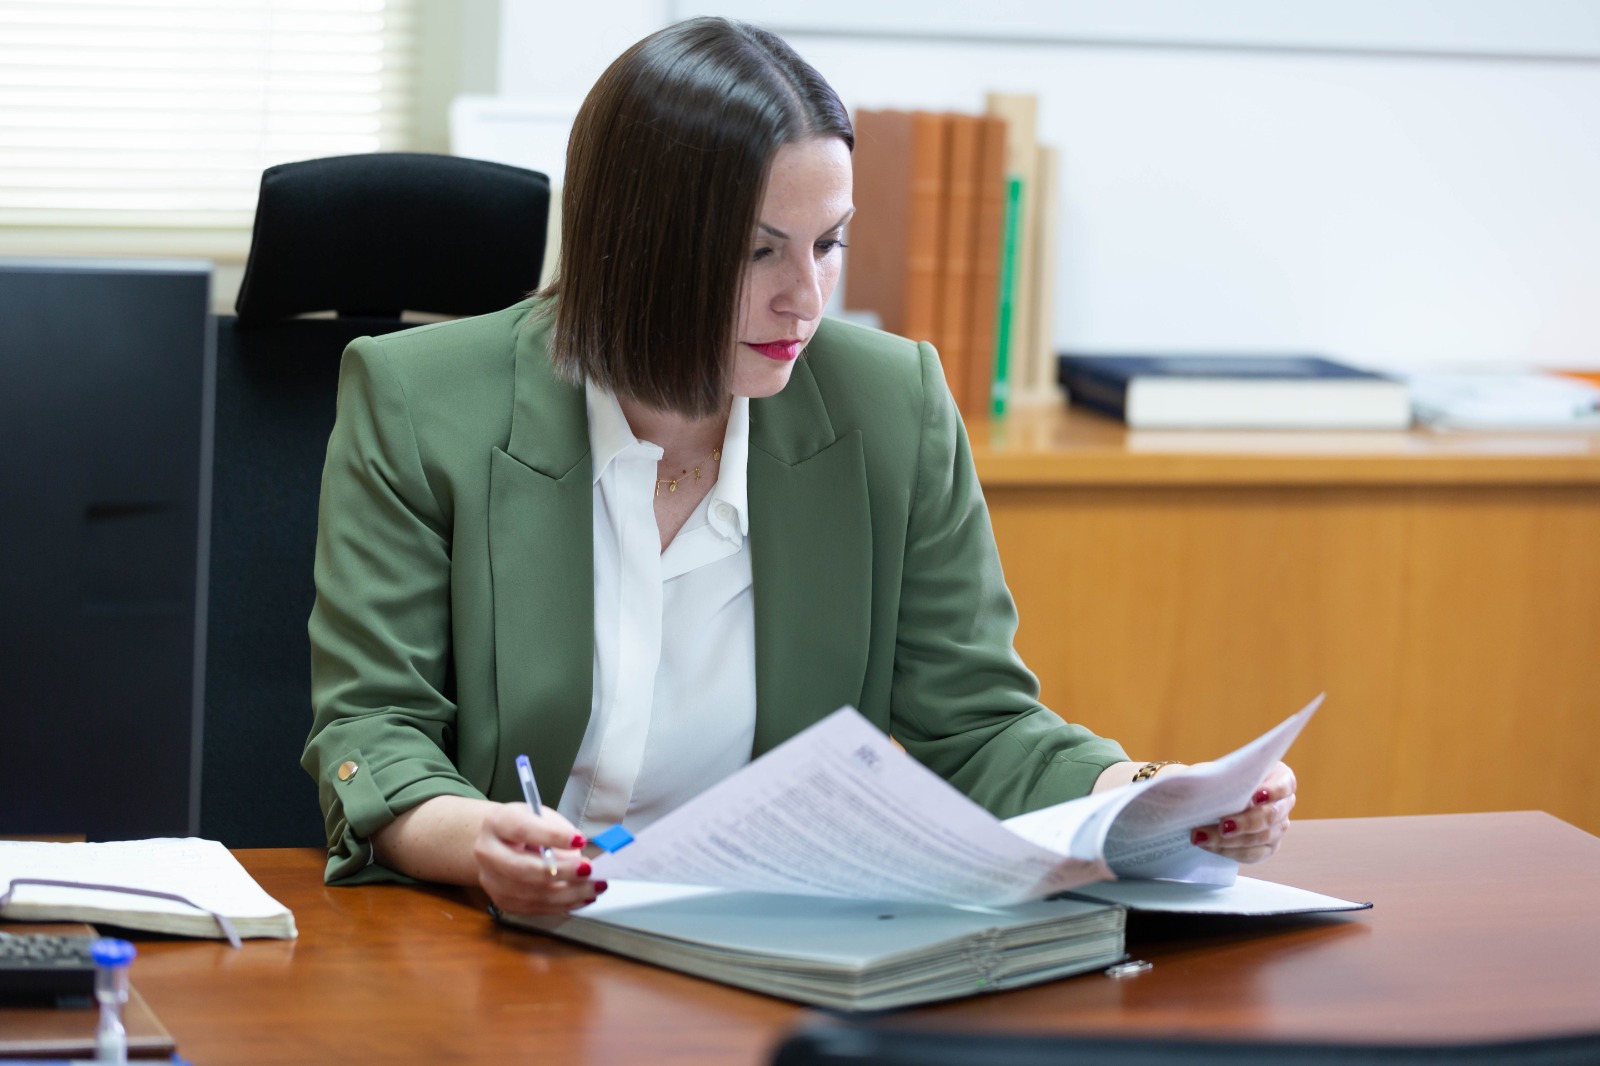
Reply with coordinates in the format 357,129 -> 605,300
0,837 -> 291,920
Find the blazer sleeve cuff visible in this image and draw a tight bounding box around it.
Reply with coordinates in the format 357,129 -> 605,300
317,745 -> 486,886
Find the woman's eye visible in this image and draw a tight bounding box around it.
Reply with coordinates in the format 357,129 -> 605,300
815,239 -> 847,256
751,246 -> 774,262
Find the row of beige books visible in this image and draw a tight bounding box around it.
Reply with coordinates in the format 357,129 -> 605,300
846,94 -> 1060,420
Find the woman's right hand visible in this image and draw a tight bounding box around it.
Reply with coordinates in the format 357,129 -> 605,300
473,801 -> 604,915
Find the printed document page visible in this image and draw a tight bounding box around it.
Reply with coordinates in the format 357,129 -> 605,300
592,708 -> 1109,905
1003,696 -> 1320,885
593,697 -> 1321,905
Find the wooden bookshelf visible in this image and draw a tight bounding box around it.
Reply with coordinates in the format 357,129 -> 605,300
970,404 -> 1600,835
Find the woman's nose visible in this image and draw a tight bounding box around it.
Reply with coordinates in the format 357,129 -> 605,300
774,256 -> 823,320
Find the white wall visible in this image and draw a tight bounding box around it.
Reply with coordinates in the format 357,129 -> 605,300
471,2 -> 1600,369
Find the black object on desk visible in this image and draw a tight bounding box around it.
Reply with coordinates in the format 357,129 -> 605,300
774,1022 -> 1600,1065
0,933 -> 96,1003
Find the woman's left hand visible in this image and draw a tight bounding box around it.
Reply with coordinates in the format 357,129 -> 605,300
1188,762 -> 1296,864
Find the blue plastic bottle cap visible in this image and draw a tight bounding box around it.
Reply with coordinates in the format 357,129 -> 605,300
90,938 -> 137,967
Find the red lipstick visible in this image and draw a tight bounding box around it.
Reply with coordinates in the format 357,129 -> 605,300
747,339 -> 803,362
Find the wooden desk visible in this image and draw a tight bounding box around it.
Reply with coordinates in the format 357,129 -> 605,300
969,406 -> 1600,835
115,813 -> 1600,1064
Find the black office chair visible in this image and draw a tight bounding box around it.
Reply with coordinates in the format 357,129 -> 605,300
200,151 -> 550,847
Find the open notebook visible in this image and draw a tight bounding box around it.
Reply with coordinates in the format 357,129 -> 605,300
0,838 -> 296,943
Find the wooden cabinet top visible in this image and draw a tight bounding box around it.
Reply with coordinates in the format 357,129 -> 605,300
968,404 -> 1600,487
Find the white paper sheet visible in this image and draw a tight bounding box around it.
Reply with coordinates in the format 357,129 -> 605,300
592,708 -> 1104,905
1004,695 -> 1321,885
1068,874 -> 1369,916
592,697 -> 1321,906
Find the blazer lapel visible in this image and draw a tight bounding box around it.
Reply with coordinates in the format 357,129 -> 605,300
485,316 -> 875,787
748,355 -> 872,756
487,311 -> 594,802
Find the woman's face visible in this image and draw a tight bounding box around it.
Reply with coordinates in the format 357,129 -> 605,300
729,136 -> 854,399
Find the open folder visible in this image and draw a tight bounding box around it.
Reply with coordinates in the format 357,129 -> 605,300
503,696 -> 1366,1010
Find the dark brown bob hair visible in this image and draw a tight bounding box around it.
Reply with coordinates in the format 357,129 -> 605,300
541,17 -> 854,418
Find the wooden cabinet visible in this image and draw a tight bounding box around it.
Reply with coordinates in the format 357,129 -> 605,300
971,406 -> 1600,834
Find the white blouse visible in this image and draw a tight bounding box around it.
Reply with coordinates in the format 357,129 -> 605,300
555,383 -> 757,837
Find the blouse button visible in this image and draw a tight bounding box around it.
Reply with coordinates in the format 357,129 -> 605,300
337,760 -> 359,782
715,502 -> 735,523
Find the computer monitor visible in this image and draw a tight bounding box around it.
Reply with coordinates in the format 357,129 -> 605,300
1,258 -> 214,840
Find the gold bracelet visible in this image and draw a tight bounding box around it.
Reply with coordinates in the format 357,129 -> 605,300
1132,760 -> 1179,783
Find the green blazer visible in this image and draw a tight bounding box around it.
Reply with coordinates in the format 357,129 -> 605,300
304,299 -> 1126,884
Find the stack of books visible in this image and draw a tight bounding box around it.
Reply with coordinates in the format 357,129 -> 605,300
846,95 -> 1058,421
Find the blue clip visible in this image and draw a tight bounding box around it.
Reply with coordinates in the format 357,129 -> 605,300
592,824 -> 634,853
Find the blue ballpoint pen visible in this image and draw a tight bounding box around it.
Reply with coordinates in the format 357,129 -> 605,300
515,754 -> 560,878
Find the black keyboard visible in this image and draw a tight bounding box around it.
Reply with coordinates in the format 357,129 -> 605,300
0,932 -> 98,1000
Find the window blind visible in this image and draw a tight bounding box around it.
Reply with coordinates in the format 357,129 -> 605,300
0,0 -> 417,250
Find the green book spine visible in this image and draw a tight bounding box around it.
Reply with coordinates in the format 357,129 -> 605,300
992,175 -> 1024,417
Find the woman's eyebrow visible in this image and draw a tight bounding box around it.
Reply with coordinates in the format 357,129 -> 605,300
756,209 -> 856,241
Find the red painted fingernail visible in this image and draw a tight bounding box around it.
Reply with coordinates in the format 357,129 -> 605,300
594,881 -> 609,893
571,835 -> 586,849
1192,830 -> 1209,845
576,862 -> 592,878
1254,789 -> 1271,805
1221,819 -> 1238,836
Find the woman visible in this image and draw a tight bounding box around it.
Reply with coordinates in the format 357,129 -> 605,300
303,17 -> 1295,915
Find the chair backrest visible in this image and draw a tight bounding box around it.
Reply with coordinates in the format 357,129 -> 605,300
201,152 -> 550,848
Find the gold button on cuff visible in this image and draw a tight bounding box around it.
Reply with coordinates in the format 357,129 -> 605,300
337,760 -> 359,782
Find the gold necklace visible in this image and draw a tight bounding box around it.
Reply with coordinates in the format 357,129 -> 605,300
655,447 -> 721,496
